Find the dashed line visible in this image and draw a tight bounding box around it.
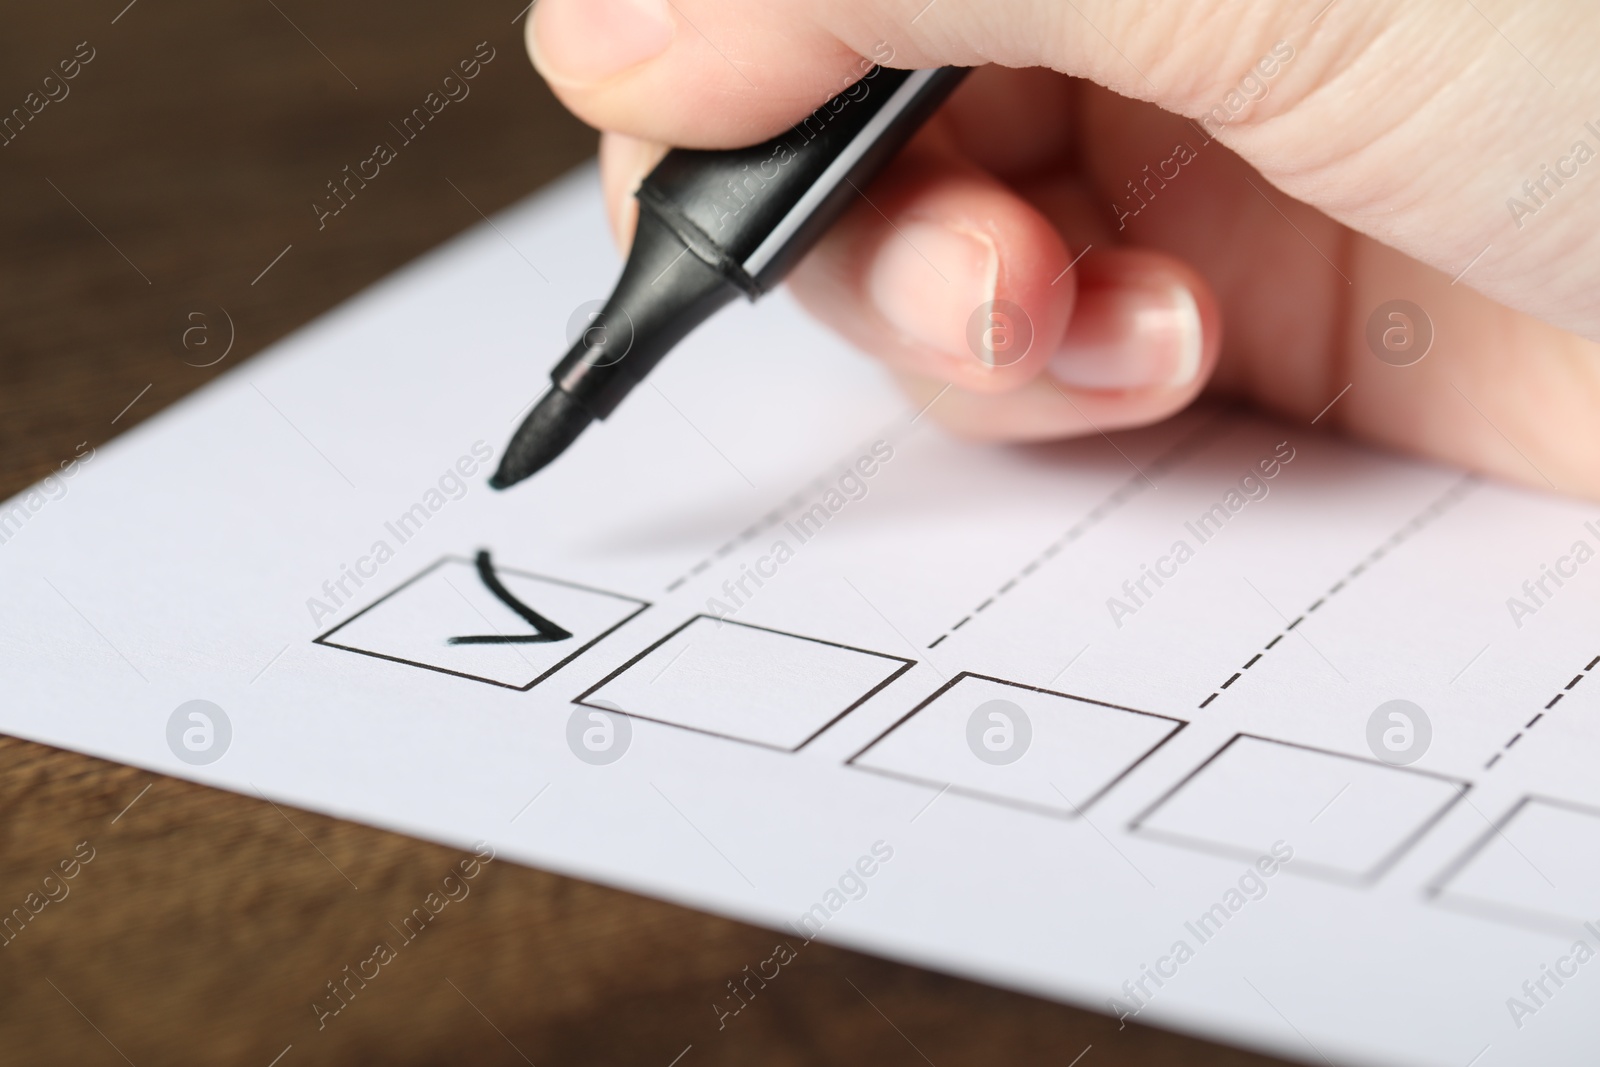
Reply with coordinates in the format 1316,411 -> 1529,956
923,415 -> 1231,648
658,424 -> 902,594
1485,648 -> 1600,769
1197,475 -> 1478,708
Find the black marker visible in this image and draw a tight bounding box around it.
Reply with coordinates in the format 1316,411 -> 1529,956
490,65 -> 969,490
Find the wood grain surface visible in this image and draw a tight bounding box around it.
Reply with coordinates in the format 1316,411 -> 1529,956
0,3 -> 1297,1064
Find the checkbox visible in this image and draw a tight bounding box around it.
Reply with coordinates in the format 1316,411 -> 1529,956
575,615 -> 913,751
1431,796 -> 1600,934
848,673 -> 1184,818
315,552 -> 649,690
1132,734 -> 1467,883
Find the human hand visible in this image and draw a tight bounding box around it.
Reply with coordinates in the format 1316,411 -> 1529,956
527,0 -> 1600,496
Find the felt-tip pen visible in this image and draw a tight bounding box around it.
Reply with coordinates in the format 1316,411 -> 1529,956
490,65 -> 969,490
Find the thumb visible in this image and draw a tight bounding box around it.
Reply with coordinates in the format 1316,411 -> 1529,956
527,0 -> 1298,148
529,0 -> 1600,341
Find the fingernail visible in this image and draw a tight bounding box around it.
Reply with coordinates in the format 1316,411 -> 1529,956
1049,283 -> 1201,391
531,0 -> 675,85
868,222 -> 999,361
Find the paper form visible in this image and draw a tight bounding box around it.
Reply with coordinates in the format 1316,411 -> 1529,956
4,166 -> 1600,1065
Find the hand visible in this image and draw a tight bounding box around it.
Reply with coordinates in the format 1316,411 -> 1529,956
526,0 -> 1600,496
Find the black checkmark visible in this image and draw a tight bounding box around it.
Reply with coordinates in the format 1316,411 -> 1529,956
447,550 -> 573,645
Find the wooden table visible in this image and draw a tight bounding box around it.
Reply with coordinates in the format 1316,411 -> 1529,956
0,4 -> 1295,1063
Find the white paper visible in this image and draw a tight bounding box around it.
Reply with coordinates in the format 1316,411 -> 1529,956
5,166 -> 1600,1065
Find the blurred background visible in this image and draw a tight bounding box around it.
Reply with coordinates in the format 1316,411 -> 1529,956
0,1 -> 592,486
0,3 -> 1293,1064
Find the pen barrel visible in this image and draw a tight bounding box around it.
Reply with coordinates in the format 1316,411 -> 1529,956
639,66 -> 969,293
551,208 -> 741,418
551,66 -> 968,422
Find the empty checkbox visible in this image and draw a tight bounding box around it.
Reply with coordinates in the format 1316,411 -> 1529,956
1132,734 -> 1467,883
1431,796 -> 1600,934
575,615 -> 913,751
849,673 -> 1184,818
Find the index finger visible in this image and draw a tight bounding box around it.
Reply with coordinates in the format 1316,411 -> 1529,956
524,0 -> 1287,148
